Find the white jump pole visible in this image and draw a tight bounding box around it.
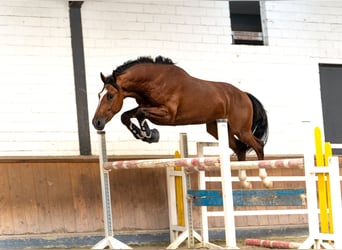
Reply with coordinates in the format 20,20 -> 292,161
216,119 -> 238,249
93,131 -> 132,249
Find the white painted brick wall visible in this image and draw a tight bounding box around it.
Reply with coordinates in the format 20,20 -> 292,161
0,0 -> 77,156
1,0 -> 342,156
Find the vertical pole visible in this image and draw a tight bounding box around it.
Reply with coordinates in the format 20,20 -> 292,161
314,127 -> 329,233
166,167 -> 178,242
328,157 -> 342,248
97,131 -> 113,238
216,119 -> 237,248
197,144 -> 209,246
174,151 -> 185,227
303,150 -> 320,238
69,1 -> 91,155
324,142 -> 333,233
179,133 -> 194,248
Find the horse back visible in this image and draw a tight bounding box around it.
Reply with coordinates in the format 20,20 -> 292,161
165,67 -> 251,124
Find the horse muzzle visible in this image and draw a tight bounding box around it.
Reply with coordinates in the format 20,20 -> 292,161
92,117 -> 106,130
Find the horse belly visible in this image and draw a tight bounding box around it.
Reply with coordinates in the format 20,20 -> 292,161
174,96 -> 226,125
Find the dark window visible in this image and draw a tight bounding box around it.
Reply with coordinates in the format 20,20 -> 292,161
229,1 -> 264,45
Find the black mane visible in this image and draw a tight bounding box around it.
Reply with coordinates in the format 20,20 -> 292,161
114,56 -> 174,76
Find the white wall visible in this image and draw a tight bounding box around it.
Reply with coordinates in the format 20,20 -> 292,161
0,1 -> 78,156
1,0 -> 342,156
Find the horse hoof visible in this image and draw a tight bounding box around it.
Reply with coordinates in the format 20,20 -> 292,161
151,129 -> 160,142
143,129 -> 159,143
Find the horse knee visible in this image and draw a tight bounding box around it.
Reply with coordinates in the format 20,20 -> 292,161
121,113 -> 130,125
135,108 -> 147,121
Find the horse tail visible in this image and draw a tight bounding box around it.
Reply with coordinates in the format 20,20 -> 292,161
232,92 -> 268,155
246,92 -> 269,145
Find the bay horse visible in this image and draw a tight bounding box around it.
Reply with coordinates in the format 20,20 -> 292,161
92,56 -> 268,161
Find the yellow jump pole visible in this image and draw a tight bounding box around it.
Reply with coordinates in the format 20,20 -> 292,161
324,142 -> 333,233
174,150 -> 185,227
314,127 -> 328,233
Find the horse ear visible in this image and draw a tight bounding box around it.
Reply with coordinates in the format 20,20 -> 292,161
111,73 -> 119,90
100,72 -> 106,83
111,71 -> 117,82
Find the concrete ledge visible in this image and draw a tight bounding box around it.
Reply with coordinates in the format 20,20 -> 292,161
0,226 -> 308,248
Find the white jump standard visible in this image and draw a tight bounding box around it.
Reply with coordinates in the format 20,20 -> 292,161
93,131 -> 132,250
96,119 -> 239,249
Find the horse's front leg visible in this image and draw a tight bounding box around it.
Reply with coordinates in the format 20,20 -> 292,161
121,108 -> 159,143
135,109 -> 159,143
121,108 -> 145,140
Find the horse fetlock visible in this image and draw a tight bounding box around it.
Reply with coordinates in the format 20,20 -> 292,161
132,131 -> 144,140
129,123 -> 144,139
140,119 -> 151,137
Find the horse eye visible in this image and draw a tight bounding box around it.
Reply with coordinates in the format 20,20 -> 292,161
107,93 -> 114,101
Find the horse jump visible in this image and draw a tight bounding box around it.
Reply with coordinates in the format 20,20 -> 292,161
95,129 -> 342,249
91,56 -> 267,248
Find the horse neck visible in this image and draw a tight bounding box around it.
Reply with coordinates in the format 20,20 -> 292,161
120,64 -> 167,92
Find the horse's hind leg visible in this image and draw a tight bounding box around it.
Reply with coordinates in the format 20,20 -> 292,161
237,131 -> 272,187
207,121 -> 252,188
206,121 -> 246,160
206,121 -> 246,159
237,131 -> 264,160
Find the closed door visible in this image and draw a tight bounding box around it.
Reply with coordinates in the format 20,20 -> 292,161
319,64 -> 342,154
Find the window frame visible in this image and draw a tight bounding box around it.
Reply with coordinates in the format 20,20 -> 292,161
229,1 -> 267,46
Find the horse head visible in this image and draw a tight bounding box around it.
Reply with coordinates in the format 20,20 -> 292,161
92,72 -> 124,130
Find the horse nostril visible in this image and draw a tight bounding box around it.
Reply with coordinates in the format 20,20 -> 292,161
96,120 -> 103,130
92,118 -> 105,130
93,119 -> 99,128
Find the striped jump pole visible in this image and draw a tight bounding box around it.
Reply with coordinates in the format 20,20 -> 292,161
104,157 -> 304,172
245,238 -> 301,249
